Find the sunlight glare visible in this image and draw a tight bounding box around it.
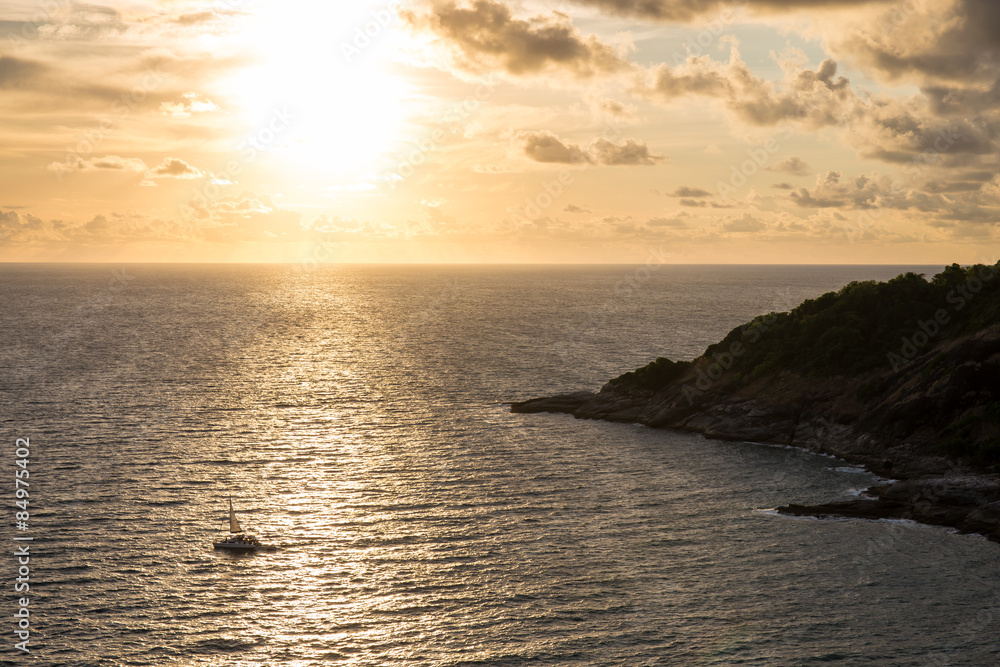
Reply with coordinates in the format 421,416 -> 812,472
228,1 -> 412,177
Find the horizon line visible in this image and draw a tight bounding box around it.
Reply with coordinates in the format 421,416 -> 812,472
0,260 -> 964,267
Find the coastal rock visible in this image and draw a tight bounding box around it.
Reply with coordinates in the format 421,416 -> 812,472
960,501 -> 1000,540
779,498 -> 909,522
510,391 -> 594,415
511,322 -> 1000,542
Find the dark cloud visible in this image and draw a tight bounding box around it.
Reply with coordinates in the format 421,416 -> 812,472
640,51 -> 854,128
923,181 -> 983,194
564,204 -> 591,213
934,207 -> 1000,224
767,156 -> 811,176
722,213 -> 766,232
590,137 -> 665,165
838,0 -> 1000,86
772,182 -> 794,189
171,10 -> 238,26
0,56 -> 49,89
0,54 -> 177,115
855,101 -> 995,165
780,170 -> 991,217
0,210 -> 45,241
789,187 -> 845,208
403,0 -> 629,77
679,198 -> 707,207
671,186 -> 711,197
517,131 -> 593,163
517,131 -> 664,165
564,0 -> 882,22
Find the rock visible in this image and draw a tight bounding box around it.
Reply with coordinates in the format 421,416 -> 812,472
779,498 -> 910,522
510,391 -> 594,415
509,325 -> 1000,543
878,477 -> 1000,507
960,500 -> 1000,539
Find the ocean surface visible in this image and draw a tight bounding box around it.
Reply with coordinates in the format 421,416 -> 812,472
2,263 -> 999,666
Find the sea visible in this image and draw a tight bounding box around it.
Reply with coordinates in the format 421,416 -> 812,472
1,263 -> 998,666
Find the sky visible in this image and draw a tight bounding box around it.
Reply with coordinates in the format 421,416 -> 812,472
1,0 -> 999,263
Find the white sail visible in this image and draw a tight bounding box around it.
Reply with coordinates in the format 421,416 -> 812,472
228,496 -> 242,533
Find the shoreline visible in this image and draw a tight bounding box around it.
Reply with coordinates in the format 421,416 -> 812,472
510,373 -> 1000,544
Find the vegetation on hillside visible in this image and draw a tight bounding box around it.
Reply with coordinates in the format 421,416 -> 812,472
615,262 -> 1000,388
608,262 -> 1000,465
607,356 -> 691,391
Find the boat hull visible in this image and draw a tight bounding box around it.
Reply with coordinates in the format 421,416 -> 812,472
213,540 -> 275,552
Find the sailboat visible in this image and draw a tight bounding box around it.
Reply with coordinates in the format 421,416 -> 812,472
213,496 -> 274,552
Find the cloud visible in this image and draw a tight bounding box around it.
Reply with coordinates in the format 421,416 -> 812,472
564,203 -> 590,213
589,96 -> 636,120
590,137 -> 665,165
148,158 -> 204,179
923,180 -> 984,194
834,0 -> 1000,87
638,48 -> 855,129
0,53 -> 161,110
402,0 -> 630,78
647,216 -> 688,228
36,3 -> 128,39
679,198 -> 707,207
851,99 -> 995,166
47,155 -> 148,174
562,0 -> 878,22
722,213 -> 766,232
0,55 -> 49,89
789,187 -> 846,209
0,209 -> 48,242
160,92 -> 220,118
671,186 -> 711,197
46,155 -> 205,181
783,170 -> 974,215
516,131 -> 664,166
767,156 -> 811,176
169,10 -> 243,26
517,130 -> 593,164
632,33 -> 998,181
789,171 -> 852,208
181,192 -> 304,242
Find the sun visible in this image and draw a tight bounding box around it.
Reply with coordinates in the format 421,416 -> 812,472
223,1 -> 413,178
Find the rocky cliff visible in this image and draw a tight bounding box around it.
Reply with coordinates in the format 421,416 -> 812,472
512,264 -> 1000,542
